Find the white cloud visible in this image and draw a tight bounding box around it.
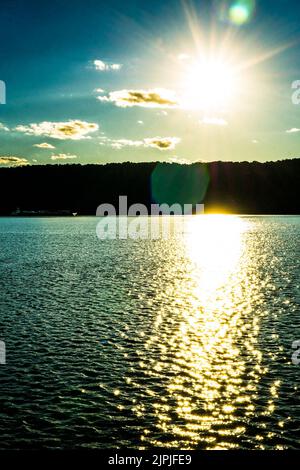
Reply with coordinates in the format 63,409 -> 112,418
97,96 -> 110,103
168,156 -> 192,164
99,137 -> 143,149
15,120 -> 99,140
0,122 -> 9,132
33,142 -> 56,149
0,156 -> 29,166
94,60 -> 122,72
137,120 -> 144,125
94,60 -> 106,71
252,139 -> 259,144
112,139 -> 144,150
99,136 -> 180,151
144,137 -> 181,150
286,128 -> 300,133
97,88 -> 179,108
51,153 -> 77,161
200,117 -> 228,126
110,64 -> 122,70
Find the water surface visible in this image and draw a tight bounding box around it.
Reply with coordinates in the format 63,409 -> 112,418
0,216 -> 299,449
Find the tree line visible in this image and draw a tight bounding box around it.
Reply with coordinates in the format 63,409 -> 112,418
0,159 -> 299,215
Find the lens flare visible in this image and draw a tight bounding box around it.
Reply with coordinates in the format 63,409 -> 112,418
229,1 -> 256,25
151,163 -> 210,207
229,5 -> 249,24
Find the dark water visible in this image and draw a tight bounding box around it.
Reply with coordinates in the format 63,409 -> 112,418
0,216 -> 299,450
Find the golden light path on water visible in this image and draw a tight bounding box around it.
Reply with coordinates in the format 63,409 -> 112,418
137,215 -> 280,449
1,216 -> 295,449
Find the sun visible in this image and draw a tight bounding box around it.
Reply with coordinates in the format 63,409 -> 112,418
183,58 -> 238,111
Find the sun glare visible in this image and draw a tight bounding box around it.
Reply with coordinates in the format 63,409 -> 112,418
183,58 -> 238,111
185,215 -> 247,293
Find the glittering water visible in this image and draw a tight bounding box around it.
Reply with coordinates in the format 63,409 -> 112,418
0,216 -> 299,450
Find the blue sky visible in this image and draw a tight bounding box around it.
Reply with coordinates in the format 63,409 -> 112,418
1,0 -> 300,166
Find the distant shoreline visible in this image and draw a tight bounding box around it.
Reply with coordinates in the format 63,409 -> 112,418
1,160 -> 299,216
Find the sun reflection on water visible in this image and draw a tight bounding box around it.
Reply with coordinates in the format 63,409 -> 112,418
139,215 -> 273,449
185,215 -> 247,294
